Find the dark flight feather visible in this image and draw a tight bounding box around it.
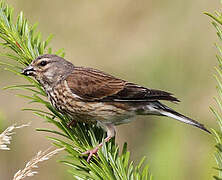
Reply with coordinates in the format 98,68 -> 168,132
66,67 -> 179,103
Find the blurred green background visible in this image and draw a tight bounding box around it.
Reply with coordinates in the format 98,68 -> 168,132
0,0 -> 220,179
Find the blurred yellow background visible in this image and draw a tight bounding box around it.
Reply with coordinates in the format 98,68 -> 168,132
0,0 -> 220,179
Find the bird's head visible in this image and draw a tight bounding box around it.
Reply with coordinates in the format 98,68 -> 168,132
22,54 -> 74,87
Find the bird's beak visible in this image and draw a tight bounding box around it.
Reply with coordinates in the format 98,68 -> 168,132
21,65 -> 35,76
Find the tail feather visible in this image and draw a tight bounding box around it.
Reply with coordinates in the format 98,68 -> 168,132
160,109 -> 211,134
148,102 -> 211,134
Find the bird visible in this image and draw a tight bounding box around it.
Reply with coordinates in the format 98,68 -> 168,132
21,54 -> 210,162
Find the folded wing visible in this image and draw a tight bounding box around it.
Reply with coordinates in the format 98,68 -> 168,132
65,67 -> 179,102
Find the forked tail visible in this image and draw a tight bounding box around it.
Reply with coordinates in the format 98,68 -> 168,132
150,102 -> 211,134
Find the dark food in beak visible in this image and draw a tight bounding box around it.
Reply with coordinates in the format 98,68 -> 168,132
21,66 -> 35,76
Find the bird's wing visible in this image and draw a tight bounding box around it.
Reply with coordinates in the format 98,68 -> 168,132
65,67 -> 125,100
108,82 -> 179,102
65,67 -> 179,102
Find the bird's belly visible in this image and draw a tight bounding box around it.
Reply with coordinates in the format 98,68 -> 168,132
64,101 -> 135,125
47,89 -> 135,124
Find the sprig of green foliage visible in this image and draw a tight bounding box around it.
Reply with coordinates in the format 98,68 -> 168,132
205,8 -> 222,180
0,1 -> 152,179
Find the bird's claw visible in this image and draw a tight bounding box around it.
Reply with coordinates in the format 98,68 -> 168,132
68,120 -> 77,128
82,146 -> 99,162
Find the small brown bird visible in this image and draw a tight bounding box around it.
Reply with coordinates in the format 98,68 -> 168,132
22,54 -> 210,162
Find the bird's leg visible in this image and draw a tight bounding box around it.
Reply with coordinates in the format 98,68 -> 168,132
82,123 -> 116,162
68,119 -> 77,128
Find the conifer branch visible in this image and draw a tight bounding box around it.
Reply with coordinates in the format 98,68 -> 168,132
205,4 -> 222,179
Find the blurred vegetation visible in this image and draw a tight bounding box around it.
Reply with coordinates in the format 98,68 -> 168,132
0,111 -> 5,130
0,0 -> 219,180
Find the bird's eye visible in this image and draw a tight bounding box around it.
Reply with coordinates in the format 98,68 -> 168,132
40,60 -> 47,66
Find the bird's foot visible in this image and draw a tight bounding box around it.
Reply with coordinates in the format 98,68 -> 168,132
68,119 -> 77,128
82,146 -> 99,162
